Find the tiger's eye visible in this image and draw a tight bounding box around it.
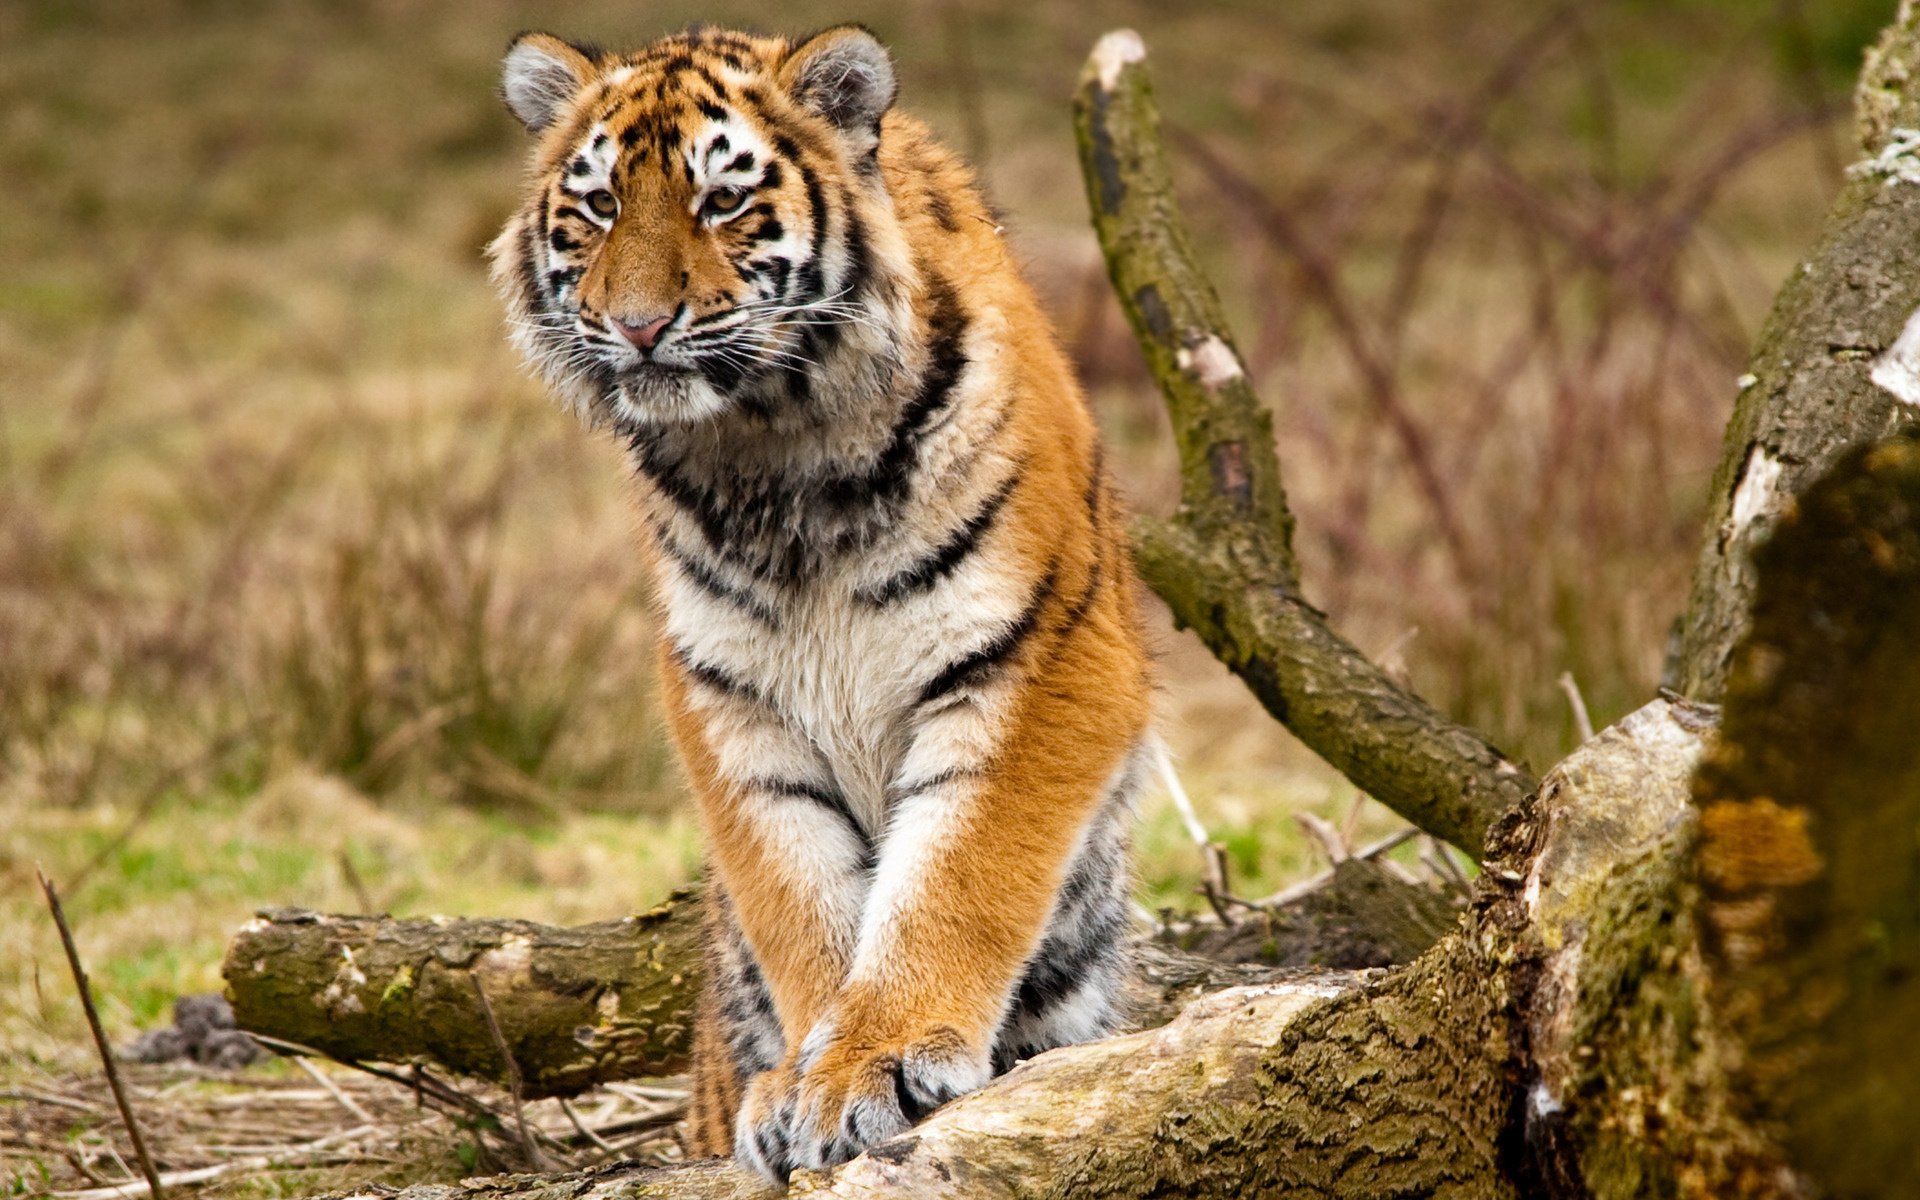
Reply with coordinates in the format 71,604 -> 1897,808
585,189 -> 619,219
702,186 -> 748,219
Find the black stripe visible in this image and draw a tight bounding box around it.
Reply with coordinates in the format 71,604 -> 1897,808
651,522 -> 780,624
886,767 -> 981,804
1014,874 -> 1127,1020
759,160 -> 783,190
726,150 -> 755,173
698,99 -> 728,123
925,189 -> 958,233
1051,558 -> 1105,642
1014,928 -> 1110,1017
858,473 -> 1017,606
798,159 -> 829,299
671,643 -> 762,704
753,778 -> 871,850
917,561 -> 1060,706
821,273 -> 969,513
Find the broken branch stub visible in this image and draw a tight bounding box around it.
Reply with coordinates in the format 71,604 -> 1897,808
1073,30 -> 1533,855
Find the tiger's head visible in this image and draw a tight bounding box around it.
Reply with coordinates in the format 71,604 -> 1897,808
488,25 -> 911,430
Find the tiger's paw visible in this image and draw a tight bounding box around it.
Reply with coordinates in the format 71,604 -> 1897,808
733,1063 -> 803,1183
736,1022 -> 989,1181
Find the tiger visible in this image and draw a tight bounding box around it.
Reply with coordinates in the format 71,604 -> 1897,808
488,23 -> 1153,1182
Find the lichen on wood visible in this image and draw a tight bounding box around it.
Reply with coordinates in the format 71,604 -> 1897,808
222,889 -> 707,1098
1072,29 -> 1533,857
1692,430 -> 1920,1195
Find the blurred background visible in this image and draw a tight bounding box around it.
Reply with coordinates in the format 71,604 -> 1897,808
0,0 -> 1893,1074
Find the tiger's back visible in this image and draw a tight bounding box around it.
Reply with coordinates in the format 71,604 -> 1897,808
490,24 -> 1152,1181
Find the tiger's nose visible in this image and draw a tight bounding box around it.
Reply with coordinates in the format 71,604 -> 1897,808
613,314 -> 672,354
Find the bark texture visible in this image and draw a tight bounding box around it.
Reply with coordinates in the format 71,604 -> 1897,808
1666,0 -> 1920,699
1074,31 -> 1533,857
222,890 -> 706,1098
1692,430 -> 1920,1196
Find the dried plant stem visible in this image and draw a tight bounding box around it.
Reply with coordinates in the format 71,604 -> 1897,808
471,975 -> 553,1172
1558,671 -> 1596,744
37,868 -> 166,1200
1149,739 -> 1237,925
291,1056 -> 374,1125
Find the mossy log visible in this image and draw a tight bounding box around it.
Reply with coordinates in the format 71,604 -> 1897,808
222,890 -> 707,1098
1074,31 -> 1532,857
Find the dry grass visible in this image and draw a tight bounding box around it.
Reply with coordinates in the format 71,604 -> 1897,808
1,1058 -> 689,1198
0,0 -> 1895,1191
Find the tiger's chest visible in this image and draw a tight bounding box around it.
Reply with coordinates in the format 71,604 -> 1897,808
657,550 -> 1018,834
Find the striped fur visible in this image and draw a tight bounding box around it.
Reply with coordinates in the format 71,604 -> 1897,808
489,24 -> 1154,1183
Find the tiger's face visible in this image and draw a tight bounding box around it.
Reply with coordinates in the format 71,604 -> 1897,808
489,26 -> 900,429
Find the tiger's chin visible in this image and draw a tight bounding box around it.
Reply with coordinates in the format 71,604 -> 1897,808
590,365 -> 735,432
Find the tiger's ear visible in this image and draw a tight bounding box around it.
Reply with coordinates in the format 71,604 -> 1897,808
501,33 -> 600,133
781,26 -> 897,133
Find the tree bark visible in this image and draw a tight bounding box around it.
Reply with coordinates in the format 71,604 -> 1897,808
1665,0 -> 1920,699
1691,430 -> 1920,1195
222,890 -> 707,1099
1074,31 -> 1533,857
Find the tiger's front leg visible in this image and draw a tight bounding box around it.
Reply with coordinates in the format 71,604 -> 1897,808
735,672 -> 1148,1179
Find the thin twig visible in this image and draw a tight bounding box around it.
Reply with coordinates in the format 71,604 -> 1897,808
336,850 -> 376,915
1423,835 -> 1475,895
1255,828 -> 1420,908
1150,739 -> 1237,926
1,1089 -> 102,1115
470,975 -> 554,1172
291,1055 -> 374,1124
37,868 -> 166,1200
1295,812 -> 1351,864
558,1097 -> 616,1153
1558,671 -> 1597,744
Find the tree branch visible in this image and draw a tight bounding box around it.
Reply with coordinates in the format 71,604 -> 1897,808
1074,30 -> 1533,855
1666,0 -> 1920,698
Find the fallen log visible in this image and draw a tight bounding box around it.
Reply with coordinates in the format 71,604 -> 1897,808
223,890 -> 706,1098
222,863 -> 1451,1096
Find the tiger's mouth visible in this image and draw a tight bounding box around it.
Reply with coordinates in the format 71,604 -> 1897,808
616,360 -> 698,381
